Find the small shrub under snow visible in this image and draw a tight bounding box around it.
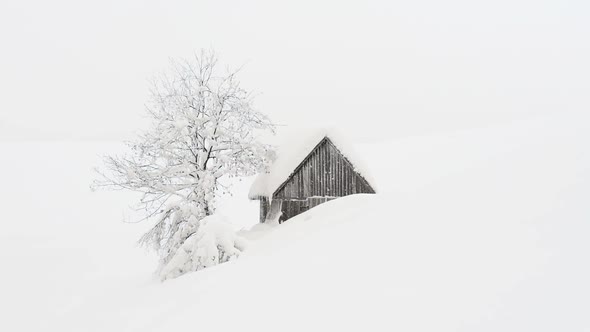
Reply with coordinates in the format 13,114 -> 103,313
160,214 -> 248,281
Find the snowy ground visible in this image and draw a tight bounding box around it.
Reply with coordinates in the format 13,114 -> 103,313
1,112 -> 589,331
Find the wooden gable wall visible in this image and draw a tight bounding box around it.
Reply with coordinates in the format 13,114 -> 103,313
273,138 -> 375,200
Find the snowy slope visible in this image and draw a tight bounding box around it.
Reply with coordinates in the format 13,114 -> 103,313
1,112 -> 589,331
0,141 -> 256,331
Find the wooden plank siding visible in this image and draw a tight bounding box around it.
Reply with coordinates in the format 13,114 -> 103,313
266,137 -> 375,222
273,138 -> 374,200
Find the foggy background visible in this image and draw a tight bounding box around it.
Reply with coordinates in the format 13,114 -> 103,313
1,0 -> 588,141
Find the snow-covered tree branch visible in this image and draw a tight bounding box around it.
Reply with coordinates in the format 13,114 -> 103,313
93,50 -> 275,276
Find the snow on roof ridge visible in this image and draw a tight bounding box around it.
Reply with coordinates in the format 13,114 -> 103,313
248,128 -> 376,199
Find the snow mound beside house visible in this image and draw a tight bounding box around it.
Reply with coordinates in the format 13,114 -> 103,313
159,214 -> 248,281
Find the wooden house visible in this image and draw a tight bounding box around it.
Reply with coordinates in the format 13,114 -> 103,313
248,132 -> 376,223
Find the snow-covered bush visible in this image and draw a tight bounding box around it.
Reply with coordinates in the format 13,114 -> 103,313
160,214 -> 247,281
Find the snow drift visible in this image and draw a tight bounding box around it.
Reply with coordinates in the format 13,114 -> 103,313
1,112 -> 589,331
159,214 -> 247,281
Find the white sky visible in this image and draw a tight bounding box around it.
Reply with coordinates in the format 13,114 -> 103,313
0,0 -> 588,141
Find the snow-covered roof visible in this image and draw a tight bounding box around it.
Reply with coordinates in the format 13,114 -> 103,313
248,129 -> 376,199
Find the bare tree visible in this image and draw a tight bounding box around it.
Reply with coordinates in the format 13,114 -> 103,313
93,50 -> 275,271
